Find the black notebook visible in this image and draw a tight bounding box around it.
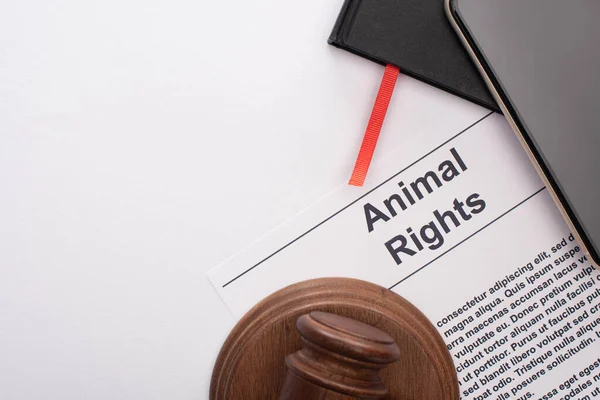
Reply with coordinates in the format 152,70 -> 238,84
328,0 -> 500,112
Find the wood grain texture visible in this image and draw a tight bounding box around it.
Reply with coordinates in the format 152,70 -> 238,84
210,278 -> 459,399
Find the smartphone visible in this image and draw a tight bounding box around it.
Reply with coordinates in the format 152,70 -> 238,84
445,0 -> 600,266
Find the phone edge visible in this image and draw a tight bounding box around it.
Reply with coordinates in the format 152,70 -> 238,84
444,0 -> 600,267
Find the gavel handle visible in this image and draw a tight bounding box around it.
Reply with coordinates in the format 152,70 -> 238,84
279,371 -> 350,400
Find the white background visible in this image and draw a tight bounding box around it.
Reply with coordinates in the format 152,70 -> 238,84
0,0 -> 489,399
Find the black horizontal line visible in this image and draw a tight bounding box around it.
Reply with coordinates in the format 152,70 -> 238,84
387,186 -> 547,290
222,112 -> 494,288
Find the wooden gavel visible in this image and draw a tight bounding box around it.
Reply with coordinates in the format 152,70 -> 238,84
210,278 -> 459,399
279,311 -> 400,399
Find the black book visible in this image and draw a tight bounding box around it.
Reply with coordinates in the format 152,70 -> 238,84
328,0 -> 500,112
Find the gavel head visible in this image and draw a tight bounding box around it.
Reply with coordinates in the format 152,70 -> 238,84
280,311 -> 400,400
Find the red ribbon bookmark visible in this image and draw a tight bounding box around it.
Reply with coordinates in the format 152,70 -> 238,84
348,64 -> 400,187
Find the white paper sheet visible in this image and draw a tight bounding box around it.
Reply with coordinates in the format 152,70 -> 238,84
208,113 -> 600,399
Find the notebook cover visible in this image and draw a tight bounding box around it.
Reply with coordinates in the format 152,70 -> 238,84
329,0 -> 500,112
